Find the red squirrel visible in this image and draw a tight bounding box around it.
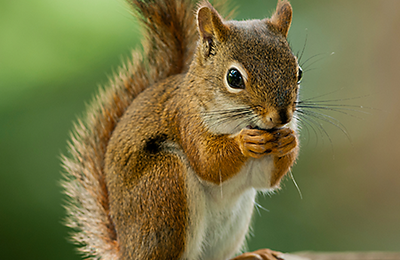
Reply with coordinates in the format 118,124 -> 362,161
62,0 -> 301,259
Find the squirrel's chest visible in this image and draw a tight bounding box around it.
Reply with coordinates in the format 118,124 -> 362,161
183,175 -> 257,260
169,139 -> 276,260
181,157 -> 276,260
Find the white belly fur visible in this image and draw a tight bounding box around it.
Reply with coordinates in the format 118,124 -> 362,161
181,155 -> 276,260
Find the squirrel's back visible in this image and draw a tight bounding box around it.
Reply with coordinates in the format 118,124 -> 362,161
61,0 -> 205,258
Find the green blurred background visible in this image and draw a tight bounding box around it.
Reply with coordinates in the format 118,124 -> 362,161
1,0 -> 399,259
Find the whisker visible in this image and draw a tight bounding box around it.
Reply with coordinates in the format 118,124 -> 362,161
297,110 -> 334,150
233,113 -> 259,133
202,111 -> 252,122
298,108 -> 348,133
296,105 -> 368,119
297,32 -> 308,64
298,109 -> 351,143
296,113 -> 324,147
254,201 -> 269,216
249,113 -> 263,129
200,107 -> 258,134
201,107 -> 251,116
297,93 -> 370,104
297,88 -> 346,103
297,104 -> 373,116
301,53 -> 326,67
294,114 -> 314,147
297,103 -> 368,109
289,169 -> 303,200
204,110 -> 253,129
219,169 -> 223,199
303,55 -> 327,72
202,109 -> 252,120
302,67 -> 318,73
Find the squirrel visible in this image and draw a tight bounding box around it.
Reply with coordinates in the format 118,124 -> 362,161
62,0 -> 301,259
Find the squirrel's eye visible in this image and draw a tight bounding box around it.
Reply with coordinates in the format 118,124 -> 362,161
227,68 -> 245,89
297,66 -> 303,84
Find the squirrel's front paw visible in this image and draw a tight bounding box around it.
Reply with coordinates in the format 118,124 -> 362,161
235,128 -> 297,159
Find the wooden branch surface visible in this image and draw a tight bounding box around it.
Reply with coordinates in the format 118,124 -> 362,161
282,252 -> 400,260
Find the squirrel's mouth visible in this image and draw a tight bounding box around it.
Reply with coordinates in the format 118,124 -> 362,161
247,125 -> 265,130
247,124 -> 280,132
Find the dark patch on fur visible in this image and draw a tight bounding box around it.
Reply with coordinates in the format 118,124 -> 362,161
145,134 -> 168,154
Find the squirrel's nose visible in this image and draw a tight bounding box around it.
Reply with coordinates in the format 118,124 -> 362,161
278,109 -> 291,125
268,109 -> 292,126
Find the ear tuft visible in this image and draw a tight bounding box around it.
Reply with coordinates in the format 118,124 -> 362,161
269,0 -> 293,37
197,1 -> 229,43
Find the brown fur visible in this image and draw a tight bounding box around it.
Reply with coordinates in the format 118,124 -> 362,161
63,0 -> 299,259
62,0 -> 198,258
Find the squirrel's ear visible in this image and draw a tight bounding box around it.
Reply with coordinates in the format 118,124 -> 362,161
197,1 -> 229,56
268,0 -> 292,37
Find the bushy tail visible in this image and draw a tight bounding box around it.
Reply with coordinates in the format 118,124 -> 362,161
61,0 -> 201,259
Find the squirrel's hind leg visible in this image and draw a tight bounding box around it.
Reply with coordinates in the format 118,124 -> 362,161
109,152 -> 188,260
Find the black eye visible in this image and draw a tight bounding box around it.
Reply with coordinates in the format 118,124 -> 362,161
227,68 -> 245,89
297,66 -> 303,84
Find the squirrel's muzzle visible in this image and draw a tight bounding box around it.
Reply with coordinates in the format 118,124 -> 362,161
267,108 -> 293,128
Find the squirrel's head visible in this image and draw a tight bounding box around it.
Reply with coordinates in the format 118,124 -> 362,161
194,0 -> 301,134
